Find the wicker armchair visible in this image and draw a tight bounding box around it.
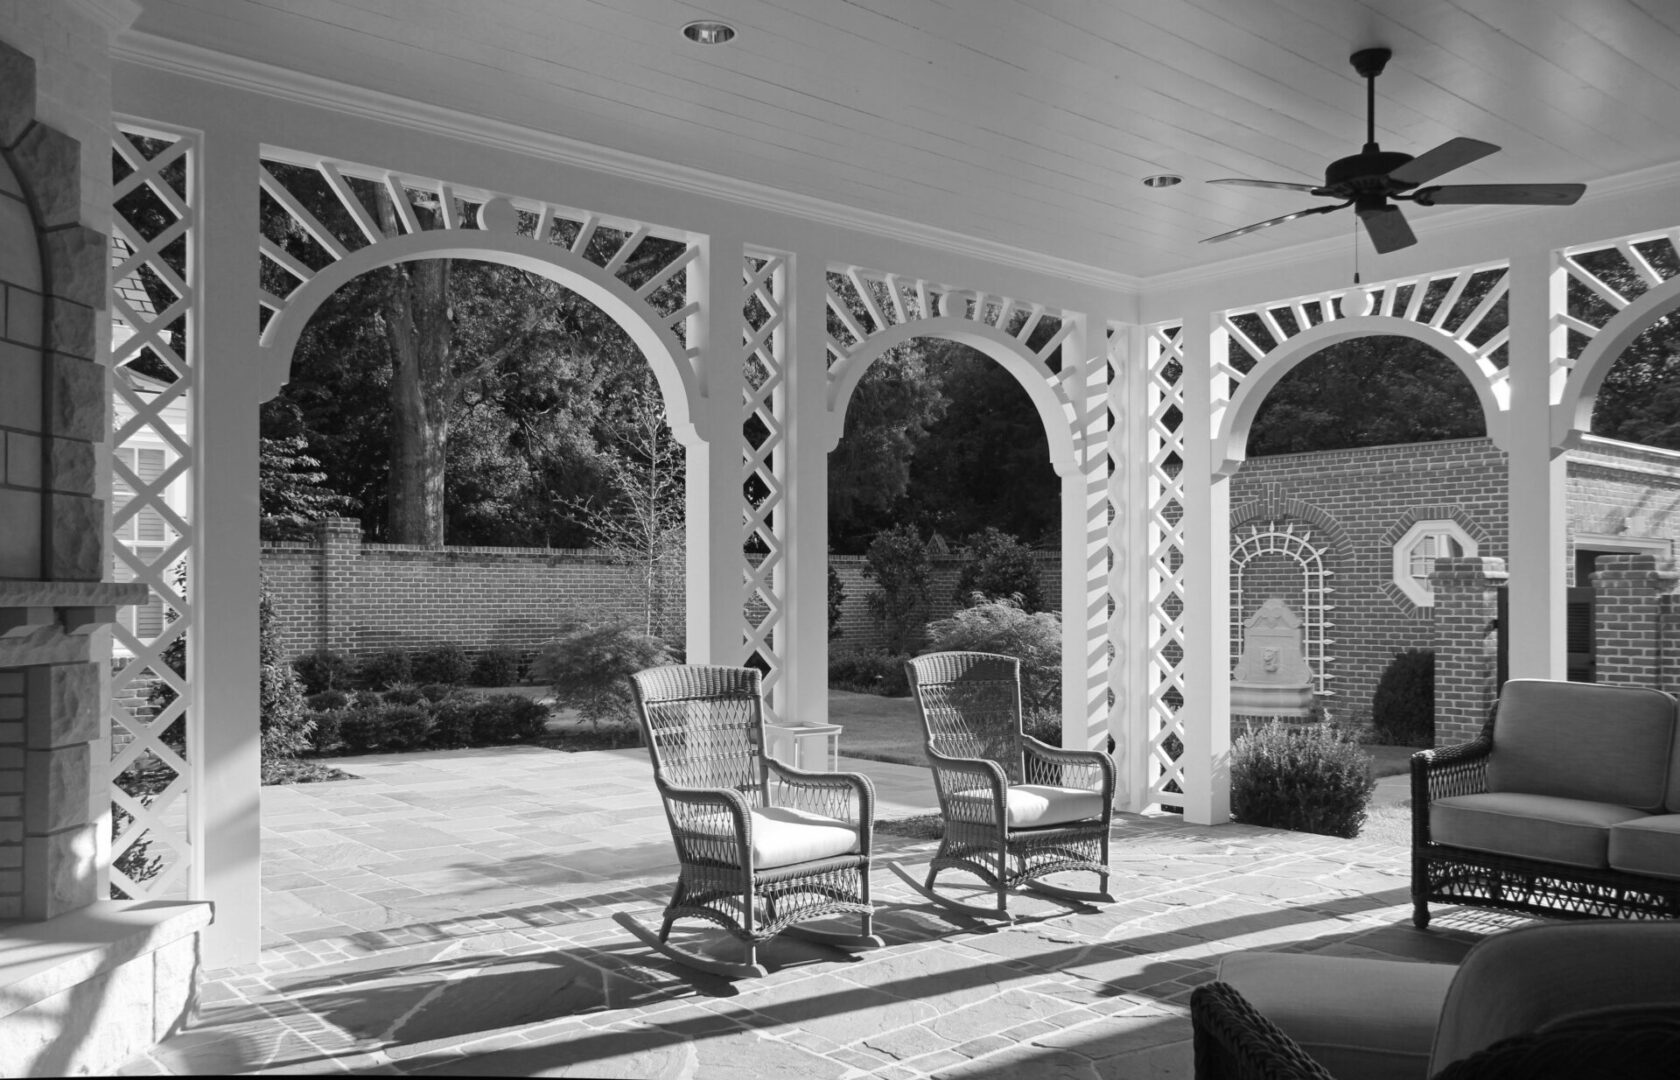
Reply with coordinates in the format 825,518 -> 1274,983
895,651 -> 1116,920
616,664 -> 883,978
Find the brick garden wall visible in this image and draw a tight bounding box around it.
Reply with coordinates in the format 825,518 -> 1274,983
828,550 -> 1062,655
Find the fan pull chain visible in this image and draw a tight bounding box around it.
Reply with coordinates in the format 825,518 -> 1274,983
1352,217 -> 1361,285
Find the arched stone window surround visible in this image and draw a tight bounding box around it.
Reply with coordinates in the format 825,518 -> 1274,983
1214,316 -> 1507,477
1379,506 -> 1492,616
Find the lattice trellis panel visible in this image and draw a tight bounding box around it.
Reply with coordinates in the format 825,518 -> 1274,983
1559,228 -> 1680,377
1230,523 -> 1334,696
1217,262 -> 1512,411
255,149 -> 700,369
742,251 -> 787,720
109,123 -> 198,901
824,264 -> 1077,425
1144,323 -> 1189,809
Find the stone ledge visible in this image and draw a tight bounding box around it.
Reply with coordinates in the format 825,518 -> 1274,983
0,580 -> 149,609
0,899 -> 212,1018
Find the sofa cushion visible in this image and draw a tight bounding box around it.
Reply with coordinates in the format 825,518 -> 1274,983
1609,814 -> 1680,880
1217,951 -> 1455,1080
1488,680 -> 1675,812
1431,792 -> 1644,867
747,806 -> 860,868
1430,921 -> 1680,1074
948,783 -> 1104,828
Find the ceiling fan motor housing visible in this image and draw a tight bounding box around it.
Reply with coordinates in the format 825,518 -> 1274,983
1324,149 -> 1415,193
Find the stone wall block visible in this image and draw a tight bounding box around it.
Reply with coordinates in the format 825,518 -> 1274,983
48,436 -> 96,494
49,351 -> 107,440
48,492 -> 104,581
152,934 -> 201,1042
42,225 -> 109,309
0,941 -> 152,1076
27,663 -> 102,748
48,297 -> 95,359
10,122 -> 80,227
0,41 -> 36,147
22,821 -> 98,920
24,743 -> 88,834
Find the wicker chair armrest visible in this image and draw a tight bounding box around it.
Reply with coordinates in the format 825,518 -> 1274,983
1022,737 -> 1117,797
1410,737 -> 1492,843
925,748 -> 1009,824
656,778 -> 754,864
1190,981 -> 1336,1080
766,758 -> 876,832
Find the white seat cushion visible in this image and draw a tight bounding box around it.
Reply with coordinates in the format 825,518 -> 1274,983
1430,792 -> 1644,868
950,783 -> 1105,828
748,806 -> 860,869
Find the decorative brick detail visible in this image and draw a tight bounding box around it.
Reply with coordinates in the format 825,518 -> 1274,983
1430,556 -> 1507,747
1591,553 -> 1680,688
48,492 -> 104,581
41,224 -> 109,309
25,663 -> 101,749
47,298 -> 95,359
24,743 -> 88,834
46,436 -> 95,494
22,821 -> 96,920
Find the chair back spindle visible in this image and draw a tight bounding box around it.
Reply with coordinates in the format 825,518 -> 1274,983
908,652 -> 1025,783
631,665 -> 767,805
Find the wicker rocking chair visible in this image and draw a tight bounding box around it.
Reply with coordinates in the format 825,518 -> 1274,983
893,651 -> 1117,920
615,664 -> 883,978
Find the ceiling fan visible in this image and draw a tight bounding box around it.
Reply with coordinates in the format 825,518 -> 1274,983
1201,47 -> 1586,253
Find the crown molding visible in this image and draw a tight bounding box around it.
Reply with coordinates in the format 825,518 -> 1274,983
113,31 -> 1144,297
66,0 -> 142,36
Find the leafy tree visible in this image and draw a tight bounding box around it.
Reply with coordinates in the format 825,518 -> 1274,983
828,347 -> 947,553
259,399 -> 358,540
828,563 -> 846,640
531,620 -> 673,729
924,597 -> 1062,716
1247,336 -> 1484,456
862,523 -> 932,654
953,527 -> 1045,611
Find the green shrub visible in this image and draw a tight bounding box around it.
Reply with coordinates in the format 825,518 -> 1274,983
1372,648 -> 1435,746
829,651 -> 911,696
418,683 -> 457,703
412,642 -> 472,685
863,523 -> 932,654
471,644 -> 522,687
375,703 -> 434,750
337,706 -> 382,753
380,683 -> 426,707
307,689 -> 352,712
258,590 -> 313,762
360,648 -> 413,689
531,621 -> 673,729
293,648 -> 354,696
430,697 -> 479,748
308,709 -> 346,753
924,597 -> 1062,714
953,527 -> 1044,612
1230,720 -> 1376,839
472,694 -> 552,743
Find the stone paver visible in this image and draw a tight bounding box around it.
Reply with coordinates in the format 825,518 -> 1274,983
120,745 -> 1525,1077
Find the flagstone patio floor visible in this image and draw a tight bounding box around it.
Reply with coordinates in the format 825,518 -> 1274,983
117,745 -> 1526,1077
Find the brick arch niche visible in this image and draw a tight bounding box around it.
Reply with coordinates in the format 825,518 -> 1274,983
1229,496 -> 1347,699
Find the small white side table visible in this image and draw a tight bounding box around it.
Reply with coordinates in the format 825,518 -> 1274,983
764,721 -> 843,773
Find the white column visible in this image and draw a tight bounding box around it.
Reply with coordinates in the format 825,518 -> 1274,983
1179,315 -> 1231,825
1114,323 -> 1146,811
683,232 -> 746,665
1059,314 -> 1111,751
1504,250 -> 1568,679
193,125 -> 263,967
779,249 -> 830,726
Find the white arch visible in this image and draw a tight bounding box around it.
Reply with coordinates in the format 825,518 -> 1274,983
1555,275 -> 1680,449
1214,315 -> 1506,475
257,230 -> 701,444
826,315 -> 1078,476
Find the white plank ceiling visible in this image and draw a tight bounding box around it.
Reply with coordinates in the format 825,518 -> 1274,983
124,0 -> 1680,280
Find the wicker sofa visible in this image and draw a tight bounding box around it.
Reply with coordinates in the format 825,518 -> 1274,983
1412,678 -> 1680,928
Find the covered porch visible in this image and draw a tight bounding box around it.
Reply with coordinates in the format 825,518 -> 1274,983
5,1 -> 1680,1073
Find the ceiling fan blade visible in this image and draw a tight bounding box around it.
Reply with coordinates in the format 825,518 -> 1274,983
1200,203 -> 1345,244
1207,178 -> 1325,193
1410,183 -> 1586,206
1388,137 -> 1501,186
1357,204 -> 1416,254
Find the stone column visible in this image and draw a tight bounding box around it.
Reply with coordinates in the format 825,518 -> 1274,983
1590,553 -> 1680,688
1430,556 -> 1507,746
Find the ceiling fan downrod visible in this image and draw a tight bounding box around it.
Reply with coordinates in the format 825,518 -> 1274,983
1351,47 -> 1391,153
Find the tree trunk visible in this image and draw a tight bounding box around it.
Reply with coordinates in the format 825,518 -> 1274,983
381,257 -> 452,545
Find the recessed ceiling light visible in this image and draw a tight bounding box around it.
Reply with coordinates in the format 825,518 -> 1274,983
1142,174 -> 1183,188
683,20 -> 736,44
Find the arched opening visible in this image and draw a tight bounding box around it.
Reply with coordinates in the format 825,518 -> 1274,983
825,301 -> 1070,761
